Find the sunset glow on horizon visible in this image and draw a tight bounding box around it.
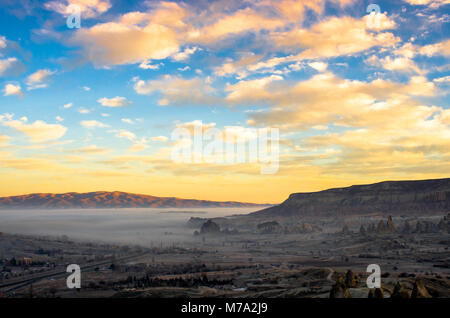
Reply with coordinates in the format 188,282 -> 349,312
0,0 -> 449,204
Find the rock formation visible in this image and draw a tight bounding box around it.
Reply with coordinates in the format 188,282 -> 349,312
391,281 -> 410,298
200,220 -> 221,235
376,220 -> 386,233
368,287 -> 384,298
284,223 -> 321,234
359,225 -> 366,235
363,216 -> 398,235
250,178 -> 450,218
257,221 -> 283,234
411,278 -> 431,298
345,270 -> 357,288
342,224 -> 351,235
415,220 -> 439,233
402,220 -> 411,233
437,213 -> 449,233
386,216 -> 396,232
329,277 -> 351,298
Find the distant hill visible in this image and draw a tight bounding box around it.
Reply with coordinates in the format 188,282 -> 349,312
250,178 -> 450,218
0,191 -> 268,209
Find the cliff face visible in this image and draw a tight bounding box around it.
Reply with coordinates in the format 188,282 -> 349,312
251,178 -> 450,218
0,191 -> 266,209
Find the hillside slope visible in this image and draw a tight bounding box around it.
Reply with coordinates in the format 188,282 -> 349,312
0,191 -> 267,209
250,178 -> 450,218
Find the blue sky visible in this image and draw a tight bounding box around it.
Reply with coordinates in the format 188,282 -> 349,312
0,0 -> 448,203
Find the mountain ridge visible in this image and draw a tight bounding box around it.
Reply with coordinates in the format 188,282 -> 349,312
0,191 -> 269,209
250,178 -> 450,218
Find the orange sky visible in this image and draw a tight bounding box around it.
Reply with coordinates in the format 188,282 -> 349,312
0,0 -> 449,203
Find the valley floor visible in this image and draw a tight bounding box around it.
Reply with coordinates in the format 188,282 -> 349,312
0,216 -> 449,298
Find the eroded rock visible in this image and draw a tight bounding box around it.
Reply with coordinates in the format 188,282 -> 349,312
330,277 -> 351,298
411,278 -> 431,298
368,287 -> 384,298
391,281 -> 410,298
200,220 -> 221,235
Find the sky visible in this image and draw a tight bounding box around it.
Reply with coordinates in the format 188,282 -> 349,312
0,0 -> 449,204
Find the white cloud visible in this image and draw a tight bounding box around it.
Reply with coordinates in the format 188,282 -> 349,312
419,39 -> 450,57
3,83 -> 23,97
78,108 -> 90,114
0,36 -> 6,49
308,62 -> 328,72
249,15 -> 399,71
366,55 -> 421,73
63,102 -> 73,108
97,96 -> 132,107
151,136 -> 168,142
0,134 -> 10,147
225,75 -> 284,102
81,120 -> 109,128
70,2 -> 184,67
1,115 -> 67,142
26,69 -> 55,90
172,47 -> 199,61
44,0 -> 111,18
175,120 -> 216,134
56,116 -> 64,122
191,7 -> 285,44
433,75 -> 450,83
139,60 -> 161,70
214,53 -> 263,78
121,118 -> 134,124
71,145 -> 109,154
113,130 -> 148,152
0,57 -> 20,76
115,129 -> 136,141
129,143 -> 148,152
134,76 -> 217,106
403,0 -> 450,8
243,72 -> 437,131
